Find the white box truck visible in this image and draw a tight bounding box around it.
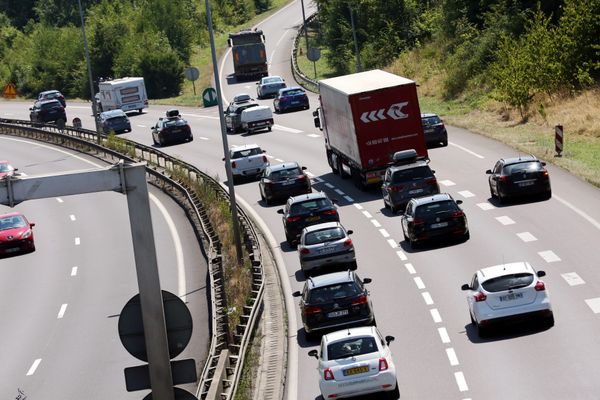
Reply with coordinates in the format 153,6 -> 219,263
96,77 -> 148,114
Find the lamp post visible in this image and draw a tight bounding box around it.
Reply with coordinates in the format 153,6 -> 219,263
300,0 -> 310,55
348,4 -> 362,73
204,0 -> 243,264
77,0 -> 102,143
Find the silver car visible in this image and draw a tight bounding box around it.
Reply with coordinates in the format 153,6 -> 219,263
298,222 -> 356,275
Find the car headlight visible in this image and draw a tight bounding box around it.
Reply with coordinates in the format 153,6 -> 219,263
21,229 -> 32,239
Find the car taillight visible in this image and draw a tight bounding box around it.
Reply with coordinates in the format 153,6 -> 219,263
324,368 -> 334,381
499,176 -> 508,183
287,216 -> 301,223
343,238 -> 353,247
474,291 -> 487,302
390,185 -> 404,192
451,211 -> 465,218
231,161 -> 237,168
299,247 -> 310,254
185,124 -> 191,131
425,177 -> 437,185
543,170 -> 549,177
378,357 -> 389,371
535,281 -> 546,291
305,305 -> 322,314
321,209 -> 337,216
59,106 -> 64,112
412,218 -> 425,226
262,155 -> 268,162
297,175 -> 306,181
351,295 -> 368,305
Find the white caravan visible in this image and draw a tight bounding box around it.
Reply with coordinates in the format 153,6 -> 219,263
96,77 -> 148,114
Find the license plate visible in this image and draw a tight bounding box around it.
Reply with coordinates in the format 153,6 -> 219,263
171,129 -> 181,134
317,246 -> 334,254
409,189 -> 423,195
430,222 -> 448,229
281,180 -> 294,185
291,101 -> 299,105
343,365 -> 369,376
328,309 -> 349,318
424,128 -> 434,133
5,247 -> 19,253
500,292 -> 523,302
518,181 -> 535,187
306,216 -> 320,222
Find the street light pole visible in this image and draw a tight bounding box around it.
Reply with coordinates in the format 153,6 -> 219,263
300,0 -> 310,56
77,0 -> 102,143
204,0 -> 243,264
348,4 -> 362,73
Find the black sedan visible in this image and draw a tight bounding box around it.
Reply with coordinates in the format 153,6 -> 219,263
486,155 -> 551,203
151,109 -> 193,146
277,192 -> 339,246
401,193 -> 469,248
421,113 -> 448,147
259,162 -> 311,205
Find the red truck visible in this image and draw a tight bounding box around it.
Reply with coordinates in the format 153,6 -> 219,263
313,69 -> 428,189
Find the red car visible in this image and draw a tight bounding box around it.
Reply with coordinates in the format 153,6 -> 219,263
0,212 -> 36,256
0,161 -> 15,178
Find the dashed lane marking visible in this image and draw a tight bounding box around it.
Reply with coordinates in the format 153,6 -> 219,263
137,124 -> 147,128
438,327 -> 450,343
198,137 -> 209,141
414,277 -> 425,289
422,292 -> 434,305
275,158 -> 284,162
362,210 -> 373,218
446,348 -> 459,366
405,263 -> 416,274
387,239 -> 397,248
265,154 -> 275,159
396,251 -> 407,261
71,266 -> 78,276
26,359 -> 42,376
307,134 -> 320,138
495,216 -> 515,225
57,304 -> 68,319
56,198 -> 64,203
449,141 -> 485,159
344,195 -> 354,202
455,371 -> 469,392
439,180 -> 456,187
562,272 -> 585,286
585,298 -> 600,313
334,188 -> 345,195
539,250 -> 561,263
74,237 -> 81,246
430,308 -> 442,323
354,203 -> 363,210
69,214 -> 76,221
458,190 -> 475,198
371,220 -> 381,228
325,183 -> 334,189
379,229 -> 390,238
477,202 -> 495,211
517,232 -> 537,242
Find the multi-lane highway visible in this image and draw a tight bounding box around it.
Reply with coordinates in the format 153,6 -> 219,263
3,0 -> 600,399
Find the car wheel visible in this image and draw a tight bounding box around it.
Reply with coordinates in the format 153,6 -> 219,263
263,194 -> 270,206
388,381 -> 400,399
403,229 -> 408,241
544,190 -> 552,200
188,134 -> 194,142
305,329 -> 318,342
476,322 -> 488,338
497,190 -> 505,204
158,136 -> 165,147
349,260 -> 358,270
489,185 -> 496,199
544,313 -> 555,328
463,231 -> 470,242
470,313 -> 475,324
409,237 -> 419,249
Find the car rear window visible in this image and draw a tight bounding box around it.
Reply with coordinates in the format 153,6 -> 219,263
163,118 -> 187,128
41,101 -> 61,110
282,89 -> 304,96
415,200 -> 458,218
481,273 -> 534,292
327,336 -> 378,360
107,116 -> 128,124
264,78 -> 282,84
289,198 -> 332,215
0,215 -> 26,230
304,227 -> 345,245
391,166 -> 433,183
270,167 -> 301,180
422,116 -> 442,126
307,282 -> 361,303
503,161 -> 543,175
232,147 -> 262,158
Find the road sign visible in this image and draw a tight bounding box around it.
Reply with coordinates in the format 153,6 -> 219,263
72,117 -> 82,129
202,88 -> 218,107
307,47 -> 321,62
143,387 -> 198,400
125,359 -> 197,391
118,290 -> 193,362
184,67 -> 200,81
2,82 -> 17,99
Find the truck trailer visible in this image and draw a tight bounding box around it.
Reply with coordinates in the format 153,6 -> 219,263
96,77 -> 148,114
228,29 -> 268,80
313,69 -> 428,189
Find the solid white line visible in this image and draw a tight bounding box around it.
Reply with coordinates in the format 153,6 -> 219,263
71,266 -> 78,276
430,308 -> 442,323
69,214 -> 76,221
517,232 -> 537,242
305,171 -> 315,177
57,304 -> 68,319
362,210 -> 373,218
554,194 -> 600,231
405,263 -> 416,274
539,250 -> 561,263
266,154 -> 275,159
74,237 -> 81,245
268,26 -> 292,65
422,292 -> 434,305
180,113 -> 219,120
455,371 -> 469,391
561,272 -> 585,286
137,124 -> 147,128
379,228 -> 390,238
56,198 -> 64,203
354,203 -> 363,210
275,158 -> 284,162
446,348 -> 459,366
325,183 -> 334,189
26,359 -> 42,376
477,202 -> 495,211
438,327 -> 450,343
272,124 -> 303,134
396,250 -> 407,261
0,137 -> 103,168
414,276 -> 425,289
371,219 -> 381,228
307,133 -> 321,138
343,195 -> 354,202
450,141 -> 485,159
387,239 -> 398,248
334,188 -> 345,195
458,190 -> 475,198
495,215 -> 515,225
198,137 -> 210,141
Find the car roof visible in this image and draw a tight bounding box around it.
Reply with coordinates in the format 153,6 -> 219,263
268,162 -> 300,171
288,191 -> 329,203
36,99 -> 61,105
262,75 -> 283,81
241,105 -> 271,113
410,193 -> 453,206
302,221 -> 342,234
0,160 -> 8,164
323,326 -> 378,344
0,212 -> 23,218
100,109 -> 127,117
388,159 -> 430,172
231,143 -> 261,151
421,113 -> 438,118
500,155 -> 539,165
307,270 -> 355,289
40,90 -> 61,95
479,261 -> 535,280
280,86 -> 303,94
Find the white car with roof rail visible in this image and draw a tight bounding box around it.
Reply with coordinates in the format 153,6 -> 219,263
224,143 -> 269,183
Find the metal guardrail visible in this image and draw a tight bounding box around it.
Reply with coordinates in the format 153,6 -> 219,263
291,13 -> 319,94
0,119 -> 264,400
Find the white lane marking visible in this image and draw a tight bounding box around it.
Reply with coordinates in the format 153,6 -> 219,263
334,188 -> 345,195
343,195 -> 354,202
275,158 -> 284,162
405,263 -> 416,274
554,194 -> 600,231
0,137 -> 103,168
354,203 -> 364,210
305,171 -> 315,177
458,190 -> 475,198
180,113 -> 219,120
69,214 -> 76,221
438,327 -> 450,343
74,237 -> 81,245
272,124 -> 303,134
307,134 -> 321,138
495,216 -> 515,225
387,239 -> 398,248
325,183 -> 334,189
439,180 -> 456,187
422,292 -> 433,305
27,359 -> 42,376
57,304 -> 68,319
137,124 -> 147,128
268,25 -> 292,65
449,142 -> 485,159
198,137 -> 210,141
371,219 -> 381,228
585,298 -> 600,313
517,232 -> 537,242
362,210 -> 372,218
396,250 -> 407,261
150,193 -> 186,300
454,371 -> 469,391
477,202 -> 495,211
562,272 -> 585,286
539,250 -> 561,263
379,228 -> 390,238
65,106 -> 91,109
446,348 -> 459,366
71,266 -> 78,276
265,154 -> 275,159
56,198 -> 64,203
430,308 -> 442,323
414,277 -> 425,289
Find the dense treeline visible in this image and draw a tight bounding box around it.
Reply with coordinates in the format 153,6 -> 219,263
316,0 -> 599,114
0,0 -> 272,99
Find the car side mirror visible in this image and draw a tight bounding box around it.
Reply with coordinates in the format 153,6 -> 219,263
385,335 -> 395,345
456,200 -> 463,205
292,291 -> 302,297
29,107 -> 33,111
30,223 -> 36,228
301,166 -> 307,170
485,169 -> 492,174
222,157 -> 226,161
461,284 -> 470,291
277,209 -> 284,214
541,162 -> 547,166
308,349 -> 319,359
537,271 -> 546,277
362,278 -> 372,284
330,198 -> 338,204
262,149 -> 267,153
431,170 -> 436,174
347,230 -> 353,235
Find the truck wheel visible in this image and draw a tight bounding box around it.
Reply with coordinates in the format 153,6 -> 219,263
351,167 -> 366,190
328,152 -> 339,175
338,158 -> 349,179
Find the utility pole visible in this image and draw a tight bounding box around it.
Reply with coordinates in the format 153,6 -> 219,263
348,4 -> 362,73
300,0 -> 310,55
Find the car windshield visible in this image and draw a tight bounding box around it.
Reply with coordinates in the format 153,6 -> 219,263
307,282 -> 362,303
414,200 -> 458,218
304,227 -> 345,245
282,89 -> 304,96
269,167 -> 301,181
391,166 -> 433,183
232,148 -> 262,158
327,336 -> 378,360
289,199 -> 332,215
482,273 -> 534,292
264,77 -> 282,84
422,116 -> 442,126
504,161 -> 543,175
0,216 -> 26,230
163,118 -> 187,127
0,163 -> 12,172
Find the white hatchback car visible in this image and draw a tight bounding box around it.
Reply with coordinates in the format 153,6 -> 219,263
298,222 -> 356,276
461,261 -> 554,336
225,144 -> 268,183
308,326 -> 399,399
